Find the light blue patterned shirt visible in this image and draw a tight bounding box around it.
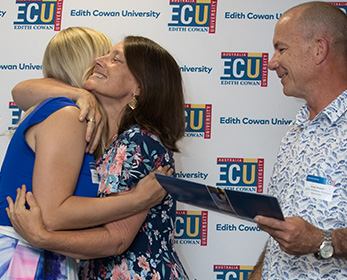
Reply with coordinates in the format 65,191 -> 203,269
263,90 -> 347,279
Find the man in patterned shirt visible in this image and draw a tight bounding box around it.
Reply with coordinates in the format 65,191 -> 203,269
249,2 -> 347,279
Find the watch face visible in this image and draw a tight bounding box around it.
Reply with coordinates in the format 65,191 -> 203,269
321,244 -> 334,259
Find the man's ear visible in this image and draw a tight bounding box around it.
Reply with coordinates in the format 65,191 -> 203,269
314,38 -> 329,65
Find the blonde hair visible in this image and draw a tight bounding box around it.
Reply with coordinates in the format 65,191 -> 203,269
43,26 -> 112,87
9,27 -> 112,158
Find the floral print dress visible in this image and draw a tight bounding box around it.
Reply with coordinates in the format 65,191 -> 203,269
79,125 -> 189,280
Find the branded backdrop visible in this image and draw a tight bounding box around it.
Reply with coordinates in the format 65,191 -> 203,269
0,1 -> 346,279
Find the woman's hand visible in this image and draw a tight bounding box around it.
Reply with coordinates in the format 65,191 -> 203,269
75,92 -> 104,154
6,185 -> 48,248
134,165 -> 172,209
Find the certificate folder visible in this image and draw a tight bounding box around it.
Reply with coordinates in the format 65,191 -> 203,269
155,174 -> 284,222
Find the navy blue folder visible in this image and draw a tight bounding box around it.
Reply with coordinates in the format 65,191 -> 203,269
155,174 -> 284,222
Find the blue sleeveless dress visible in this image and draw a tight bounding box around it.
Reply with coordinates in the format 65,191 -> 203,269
0,97 -> 99,279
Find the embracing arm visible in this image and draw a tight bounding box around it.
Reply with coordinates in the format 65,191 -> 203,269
12,78 -> 88,111
43,172 -> 167,231
7,187 -> 147,259
31,106 -> 167,231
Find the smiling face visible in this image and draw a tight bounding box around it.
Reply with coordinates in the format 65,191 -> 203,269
84,41 -> 139,105
268,12 -> 315,100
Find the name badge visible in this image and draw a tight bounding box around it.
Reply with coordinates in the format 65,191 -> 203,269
304,175 -> 335,202
89,163 -> 100,184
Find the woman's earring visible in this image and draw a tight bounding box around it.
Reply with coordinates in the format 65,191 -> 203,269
128,93 -> 137,110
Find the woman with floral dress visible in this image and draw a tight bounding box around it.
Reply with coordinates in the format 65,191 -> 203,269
80,126 -> 186,279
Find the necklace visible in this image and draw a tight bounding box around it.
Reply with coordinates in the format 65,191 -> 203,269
109,133 -> 118,143
103,133 -> 119,151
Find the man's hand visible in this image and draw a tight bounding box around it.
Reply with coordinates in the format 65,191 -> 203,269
254,215 -> 323,255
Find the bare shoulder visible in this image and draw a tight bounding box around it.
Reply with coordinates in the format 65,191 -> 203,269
52,104 -> 81,118
46,105 -> 84,126
38,105 -> 86,141
27,105 -> 86,152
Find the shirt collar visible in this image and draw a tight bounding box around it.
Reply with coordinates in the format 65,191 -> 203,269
294,90 -> 347,128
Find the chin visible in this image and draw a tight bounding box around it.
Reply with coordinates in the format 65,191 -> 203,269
282,86 -> 292,97
282,89 -> 298,99
281,83 -> 292,96
282,90 -> 292,97
84,80 -> 94,91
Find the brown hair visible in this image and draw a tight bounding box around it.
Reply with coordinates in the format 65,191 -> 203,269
117,36 -> 185,152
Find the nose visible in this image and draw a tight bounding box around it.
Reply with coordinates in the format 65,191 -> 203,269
94,55 -> 106,67
268,51 -> 279,71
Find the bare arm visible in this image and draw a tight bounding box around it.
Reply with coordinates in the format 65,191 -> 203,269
53,169 -> 168,231
47,171 -> 168,231
7,187 -> 148,259
30,106 -> 167,231
12,78 -> 87,111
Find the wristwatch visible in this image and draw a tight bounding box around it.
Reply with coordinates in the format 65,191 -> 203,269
315,230 -> 334,259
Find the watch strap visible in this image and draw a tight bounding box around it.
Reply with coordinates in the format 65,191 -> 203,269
314,230 -> 333,259
323,230 -> 332,243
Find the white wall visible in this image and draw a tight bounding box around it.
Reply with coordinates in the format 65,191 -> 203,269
1,1 -> 345,279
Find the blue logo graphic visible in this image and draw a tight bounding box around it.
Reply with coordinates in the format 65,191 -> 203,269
175,210 -> 208,246
221,52 -> 268,87
169,0 -> 217,33
9,102 -> 22,129
217,158 -> 264,193
185,104 -> 212,139
214,265 -> 253,280
14,0 -> 63,31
